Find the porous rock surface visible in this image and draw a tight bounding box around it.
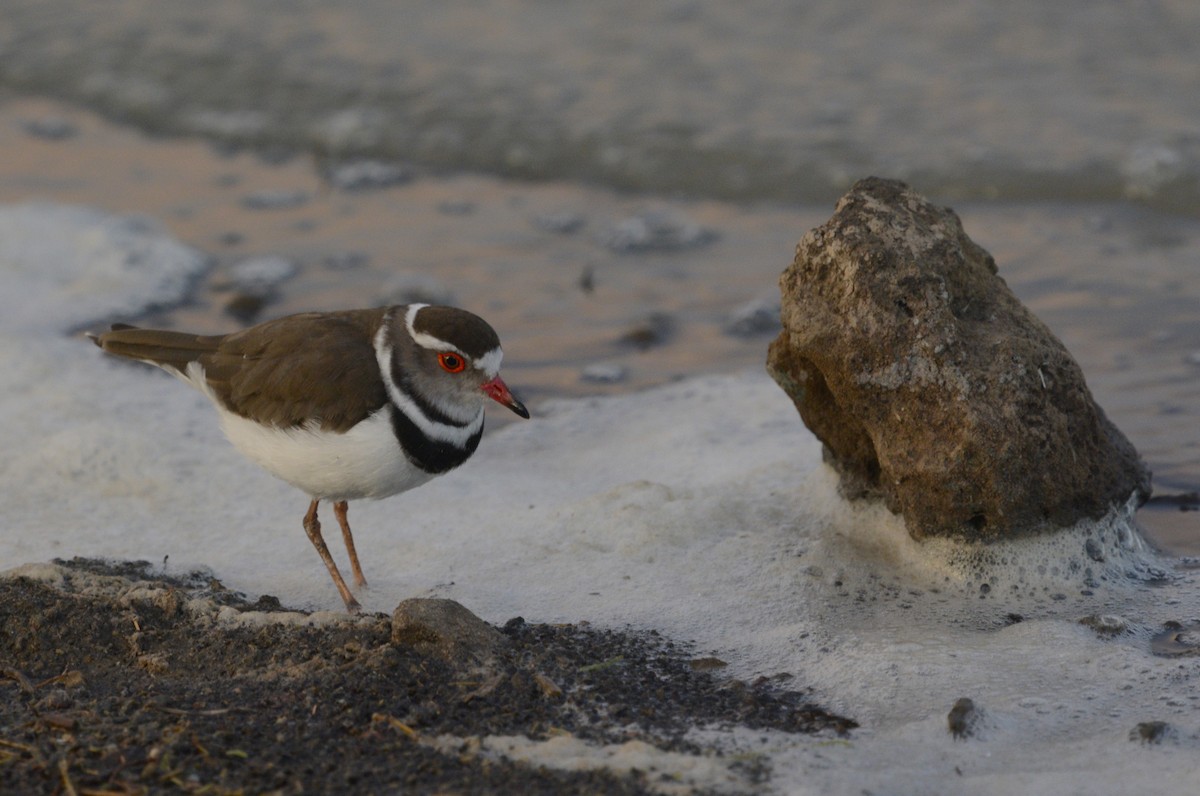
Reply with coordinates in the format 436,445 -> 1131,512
767,177 -> 1150,540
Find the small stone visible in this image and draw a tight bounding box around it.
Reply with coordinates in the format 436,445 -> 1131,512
688,657 -> 729,672
580,363 -> 629,384
22,117 -> 78,140
1078,614 -> 1129,637
533,672 -> 564,699
224,293 -> 269,325
228,255 -> 298,294
947,697 -> 981,740
597,208 -> 719,253
392,598 -> 506,664
325,160 -> 413,192
241,190 -> 310,210
620,312 -> 674,350
724,298 -> 781,337
532,211 -> 586,234
1129,720 -> 1173,744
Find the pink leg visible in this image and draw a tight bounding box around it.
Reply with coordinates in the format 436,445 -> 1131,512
333,500 -> 367,588
302,499 -> 361,613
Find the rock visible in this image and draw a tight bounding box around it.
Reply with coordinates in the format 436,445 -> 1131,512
596,208 -> 718,253
325,160 -> 413,192
620,312 -> 675,350
724,298 -> 781,337
580,363 -> 629,384
947,697 -> 982,740
767,178 -> 1150,540
532,211 -> 586,235
228,254 -> 298,293
1129,720 -> 1174,744
1078,614 -> 1130,637
22,116 -> 78,140
391,598 -> 506,664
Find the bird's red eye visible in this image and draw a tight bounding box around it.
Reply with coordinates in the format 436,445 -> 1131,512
438,352 -> 466,373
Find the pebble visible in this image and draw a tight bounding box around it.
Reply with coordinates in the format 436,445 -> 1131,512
619,312 -> 675,349
532,211 -> 586,234
325,160 -> 414,192
22,116 -> 78,140
596,208 -> 719,253
581,363 -> 629,384
724,298 -> 781,337
228,254 -> 299,293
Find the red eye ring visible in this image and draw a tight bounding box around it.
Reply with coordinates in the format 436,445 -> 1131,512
437,352 -> 467,374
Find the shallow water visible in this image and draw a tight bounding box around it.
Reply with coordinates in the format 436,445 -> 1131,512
1,97 -> 1196,555
2,0 -> 1198,211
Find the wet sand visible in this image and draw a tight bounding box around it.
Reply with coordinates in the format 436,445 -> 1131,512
1,96 -> 1197,553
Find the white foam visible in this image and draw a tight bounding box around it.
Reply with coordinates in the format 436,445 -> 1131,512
2,203 -> 1199,795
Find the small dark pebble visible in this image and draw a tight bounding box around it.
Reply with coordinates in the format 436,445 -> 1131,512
947,697 -> 981,740
688,657 -> 728,672
533,211 -> 586,235
325,160 -> 414,192
22,116 -> 78,140
216,231 -> 245,247
578,265 -> 595,294
620,312 -> 675,350
1129,720 -> 1173,744
224,293 -> 269,324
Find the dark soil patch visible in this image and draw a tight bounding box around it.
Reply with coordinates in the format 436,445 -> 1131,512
1,558 -> 855,794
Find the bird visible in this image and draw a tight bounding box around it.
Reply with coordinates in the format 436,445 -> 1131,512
89,303 -> 529,613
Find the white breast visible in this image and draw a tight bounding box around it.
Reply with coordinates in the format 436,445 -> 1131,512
180,362 -> 431,501
215,405 -> 432,501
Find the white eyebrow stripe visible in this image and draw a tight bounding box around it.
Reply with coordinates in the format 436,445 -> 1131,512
405,303 -> 457,352
474,347 -> 503,377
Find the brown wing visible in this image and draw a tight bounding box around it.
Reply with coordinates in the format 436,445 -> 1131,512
199,308 -> 390,432
94,308 -> 390,433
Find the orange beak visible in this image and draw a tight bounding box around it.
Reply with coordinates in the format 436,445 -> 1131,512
482,375 -> 529,418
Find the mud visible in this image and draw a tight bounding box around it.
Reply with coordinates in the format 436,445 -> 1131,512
1,559 -> 854,794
